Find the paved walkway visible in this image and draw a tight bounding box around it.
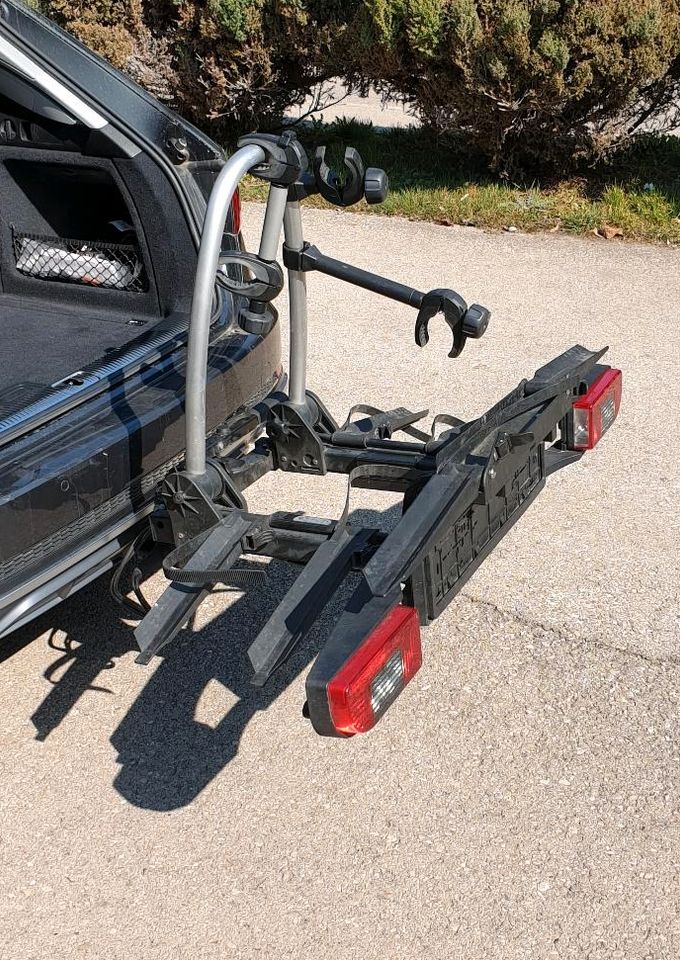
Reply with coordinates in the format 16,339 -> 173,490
1,207 -> 678,959
286,81 -> 416,128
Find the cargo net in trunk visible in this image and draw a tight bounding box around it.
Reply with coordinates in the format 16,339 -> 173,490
12,231 -> 146,292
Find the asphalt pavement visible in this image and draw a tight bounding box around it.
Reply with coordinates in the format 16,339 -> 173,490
0,207 -> 678,959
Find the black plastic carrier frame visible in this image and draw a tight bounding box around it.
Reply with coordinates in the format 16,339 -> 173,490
126,131 -> 622,738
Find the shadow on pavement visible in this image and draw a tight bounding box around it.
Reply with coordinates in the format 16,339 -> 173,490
12,504 -> 399,810
110,557 -> 343,811
26,589 -> 136,741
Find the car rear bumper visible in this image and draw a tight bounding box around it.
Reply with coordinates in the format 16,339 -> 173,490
0,318 -> 281,628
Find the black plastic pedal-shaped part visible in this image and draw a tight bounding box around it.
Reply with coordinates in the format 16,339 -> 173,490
217,251 -> 284,302
237,131 -> 308,186
135,512 -> 254,664
248,524 -> 379,686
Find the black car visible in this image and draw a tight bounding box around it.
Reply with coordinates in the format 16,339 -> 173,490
0,2 -> 280,637
0,2 -> 622,738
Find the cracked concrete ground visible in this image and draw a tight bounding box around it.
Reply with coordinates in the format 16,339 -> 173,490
0,207 -> 678,959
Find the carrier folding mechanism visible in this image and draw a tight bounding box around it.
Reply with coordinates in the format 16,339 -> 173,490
131,130 -> 622,737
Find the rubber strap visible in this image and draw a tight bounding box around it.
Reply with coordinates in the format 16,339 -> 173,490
340,403 -> 431,442
163,527 -> 266,587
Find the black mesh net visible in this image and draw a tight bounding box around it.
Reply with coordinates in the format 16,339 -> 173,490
12,231 -> 146,292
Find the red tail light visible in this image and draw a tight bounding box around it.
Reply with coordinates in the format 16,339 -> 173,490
229,188 -> 241,235
569,368 -> 622,450
327,605 -> 422,735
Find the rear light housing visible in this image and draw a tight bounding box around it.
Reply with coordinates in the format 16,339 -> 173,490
326,604 -> 422,735
229,188 -> 241,235
569,367 -> 622,450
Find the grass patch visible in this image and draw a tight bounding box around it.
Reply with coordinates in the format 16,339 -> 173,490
237,119 -> 680,244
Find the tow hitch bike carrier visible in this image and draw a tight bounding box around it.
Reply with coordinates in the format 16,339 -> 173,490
130,131 -> 622,737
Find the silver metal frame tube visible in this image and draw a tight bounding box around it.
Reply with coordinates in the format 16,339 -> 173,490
283,200 -> 308,408
185,143 -> 265,477
258,184 -> 288,261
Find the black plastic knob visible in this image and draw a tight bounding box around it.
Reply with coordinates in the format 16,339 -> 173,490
364,167 -> 389,205
462,303 -> 490,339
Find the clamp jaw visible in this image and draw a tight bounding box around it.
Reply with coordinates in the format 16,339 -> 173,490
415,290 -> 490,358
216,250 -> 284,335
312,146 -> 389,206
216,251 -> 283,302
237,131 -> 308,186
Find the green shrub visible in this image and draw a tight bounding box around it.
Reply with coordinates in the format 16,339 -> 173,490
45,0 -> 360,136
349,1 -> 680,174
44,0 -> 680,175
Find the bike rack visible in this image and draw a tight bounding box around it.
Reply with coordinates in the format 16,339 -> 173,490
131,130 -> 611,725
184,133 -> 491,479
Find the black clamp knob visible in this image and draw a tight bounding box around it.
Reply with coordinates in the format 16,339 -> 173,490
364,167 -> 389,205
463,304 -> 491,339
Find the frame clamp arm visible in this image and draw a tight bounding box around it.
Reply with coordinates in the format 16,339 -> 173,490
217,251 -> 284,302
282,243 -> 490,359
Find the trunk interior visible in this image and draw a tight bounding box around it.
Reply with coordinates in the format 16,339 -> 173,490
0,149 -> 164,415
0,63 -> 201,428
1,295 -> 154,394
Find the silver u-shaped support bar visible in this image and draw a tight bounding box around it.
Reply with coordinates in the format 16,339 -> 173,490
185,143 -> 265,477
185,144 -> 310,478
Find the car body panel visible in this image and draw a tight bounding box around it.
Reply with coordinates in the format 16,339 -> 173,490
0,2 -> 282,634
